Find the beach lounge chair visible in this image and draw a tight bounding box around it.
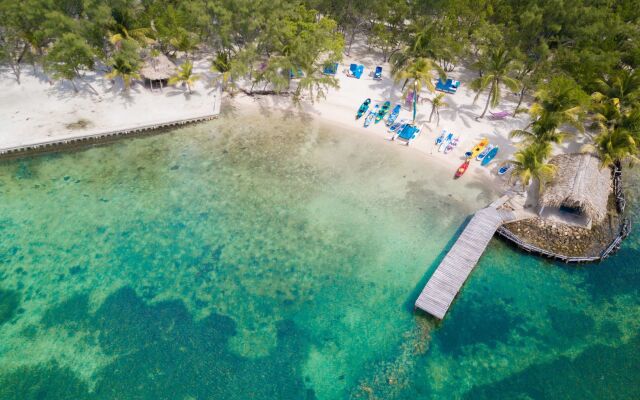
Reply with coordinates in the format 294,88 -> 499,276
435,78 -> 460,94
289,68 -> 304,79
394,124 -> 421,145
348,63 -> 364,79
373,66 -> 382,80
323,62 -> 339,75
489,110 -> 510,120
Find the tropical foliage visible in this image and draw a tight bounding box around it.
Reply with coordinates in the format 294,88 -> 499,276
425,93 -> 448,126
0,0 -> 639,167
510,142 -> 556,191
470,47 -> 520,119
393,57 -> 443,122
169,61 -> 199,93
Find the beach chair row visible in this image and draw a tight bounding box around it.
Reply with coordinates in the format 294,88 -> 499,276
323,63 -> 383,80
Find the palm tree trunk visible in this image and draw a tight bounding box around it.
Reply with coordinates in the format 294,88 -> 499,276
479,80 -> 495,119
514,86 -> 526,117
429,105 -> 435,122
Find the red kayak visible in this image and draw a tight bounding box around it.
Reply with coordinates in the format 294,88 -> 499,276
455,159 -> 471,178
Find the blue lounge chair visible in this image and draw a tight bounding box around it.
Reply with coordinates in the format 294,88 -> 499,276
374,66 -> 382,80
289,68 -> 304,79
323,63 -> 338,75
435,78 -> 460,94
394,124 -> 421,145
348,63 -> 364,79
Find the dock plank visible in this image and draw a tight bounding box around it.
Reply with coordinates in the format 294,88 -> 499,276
415,207 -> 504,319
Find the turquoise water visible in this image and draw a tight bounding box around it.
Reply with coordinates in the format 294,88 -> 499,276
0,110 -> 638,399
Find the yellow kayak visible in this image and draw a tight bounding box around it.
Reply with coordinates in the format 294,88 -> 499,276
469,138 -> 489,159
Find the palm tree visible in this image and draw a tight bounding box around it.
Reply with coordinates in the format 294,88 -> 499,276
424,93 -> 448,125
169,27 -> 200,58
470,47 -> 520,119
211,52 -> 233,89
393,57 -> 444,122
106,60 -> 140,90
510,142 -> 555,191
109,25 -> 154,48
511,76 -> 589,146
529,76 -> 588,132
509,122 -> 569,145
169,61 -> 200,93
584,128 -> 638,168
593,69 -> 640,111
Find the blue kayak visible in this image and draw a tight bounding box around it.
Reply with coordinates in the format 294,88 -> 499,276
364,105 -> 378,128
481,146 -> 499,166
386,104 -> 401,126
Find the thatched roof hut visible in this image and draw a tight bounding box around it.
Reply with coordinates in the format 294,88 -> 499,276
140,53 -> 176,82
539,153 -> 612,224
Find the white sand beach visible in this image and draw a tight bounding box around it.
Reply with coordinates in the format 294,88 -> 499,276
0,57 -> 220,150
233,43 -> 532,187
0,43 -> 532,189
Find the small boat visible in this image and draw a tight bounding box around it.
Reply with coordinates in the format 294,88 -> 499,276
375,101 -> 391,123
469,138 -> 489,159
386,104 -> 401,126
364,105 -> 378,127
435,130 -> 446,146
439,132 -> 454,152
476,144 -> 495,162
389,119 -> 407,133
481,146 -> 499,166
455,159 -> 471,178
498,163 -> 513,175
356,98 -> 371,119
444,136 -> 459,154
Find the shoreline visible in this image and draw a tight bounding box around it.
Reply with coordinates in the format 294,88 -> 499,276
0,113 -> 218,158
0,49 -> 530,195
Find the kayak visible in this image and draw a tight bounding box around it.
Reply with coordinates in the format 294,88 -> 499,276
498,163 -> 513,175
364,105 -> 379,127
455,159 -> 471,178
356,98 -> 371,119
469,138 -> 489,159
386,104 -> 401,126
444,136 -> 459,154
375,101 -> 391,123
435,130 -> 446,146
439,132 -> 454,152
389,118 -> 407,133
481,146 -> 499,166
476,144 -> 495,162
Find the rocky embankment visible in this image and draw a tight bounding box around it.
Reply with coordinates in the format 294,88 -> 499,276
502,217 -> 617,257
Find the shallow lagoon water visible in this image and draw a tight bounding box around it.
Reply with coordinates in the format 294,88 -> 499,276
0,110 -> 638,399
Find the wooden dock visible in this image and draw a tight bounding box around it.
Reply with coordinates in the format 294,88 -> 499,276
415,207 -> 505,319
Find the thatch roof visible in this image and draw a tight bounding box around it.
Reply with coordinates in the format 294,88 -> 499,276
540,153 -> 612,223
140,53 -> 176,80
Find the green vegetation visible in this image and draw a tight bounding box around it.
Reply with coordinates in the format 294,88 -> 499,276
510,142 -> 555,191
169,61 -> 199,94
0,0 -> 639,171
471,47 -> 520,119
425,93 -> 448,126
393,57 -> 443,122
